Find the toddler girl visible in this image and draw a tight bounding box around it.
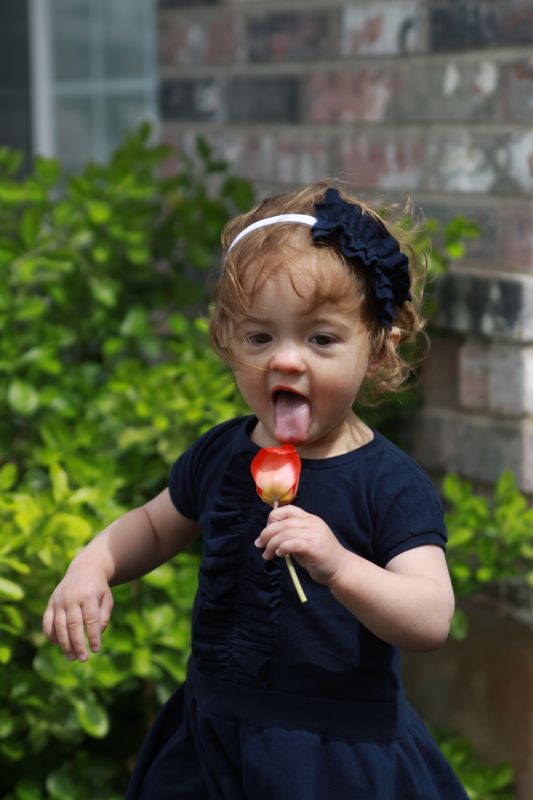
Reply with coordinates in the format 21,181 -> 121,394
43,181 -> 468,799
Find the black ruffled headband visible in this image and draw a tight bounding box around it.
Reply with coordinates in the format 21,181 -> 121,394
226,187 -> 411,329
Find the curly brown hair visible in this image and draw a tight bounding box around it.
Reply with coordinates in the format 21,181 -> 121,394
209,179 -> 428,404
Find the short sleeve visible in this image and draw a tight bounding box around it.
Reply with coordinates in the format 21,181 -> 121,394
372,467 -> 447,568
167,416 -> 248,522
168,446 -> 200,521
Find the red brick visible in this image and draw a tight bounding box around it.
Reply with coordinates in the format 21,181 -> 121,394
237,130 -> 332,185
401,58 -> 500,123
488,344 -> 533,416
421,335 -> 460,409
158,12 -> 239,68
247,11 -> 334,63
164,128 -> 334,187
502,58 -> 533,124
507,130 -> 533,194
160,78 -> 222,122
500,202 -> 533,273
336,130 -> 424,191
303,69 -> 398,124
430,0 -> 533,50
458,340 -> 490,411
341,1 -> 425,56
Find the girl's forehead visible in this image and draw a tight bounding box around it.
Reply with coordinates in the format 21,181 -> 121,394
240,244 -> 362,312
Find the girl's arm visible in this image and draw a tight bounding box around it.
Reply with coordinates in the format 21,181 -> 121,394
328,545 -> 454,651
256,505 -> 454,652
42,489 -> 200,662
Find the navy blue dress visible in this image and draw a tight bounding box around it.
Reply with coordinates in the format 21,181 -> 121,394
125,416 -> 468,799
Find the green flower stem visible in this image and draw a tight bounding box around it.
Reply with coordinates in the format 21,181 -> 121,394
284,554 -> 308,604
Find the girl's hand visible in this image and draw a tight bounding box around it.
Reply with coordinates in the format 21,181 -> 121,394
255,505 -> 346,586
42,563 -> 113,662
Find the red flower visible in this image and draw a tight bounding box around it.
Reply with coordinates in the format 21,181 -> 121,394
250,444 -> 301,508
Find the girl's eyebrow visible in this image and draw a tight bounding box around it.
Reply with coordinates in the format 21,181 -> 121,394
240,315 -> 271,325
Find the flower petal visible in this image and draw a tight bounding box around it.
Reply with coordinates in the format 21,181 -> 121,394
251,445 -> 301,507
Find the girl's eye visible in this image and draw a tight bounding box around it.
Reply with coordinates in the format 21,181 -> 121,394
310,333 -> 336,347
246,333 -> 272,345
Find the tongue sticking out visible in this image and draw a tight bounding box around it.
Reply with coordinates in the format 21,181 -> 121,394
273,391 -> 311,444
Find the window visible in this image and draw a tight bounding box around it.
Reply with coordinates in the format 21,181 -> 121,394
29,0 -> 158,171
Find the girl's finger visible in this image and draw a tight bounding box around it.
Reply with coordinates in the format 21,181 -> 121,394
274,538 -> 314,559
53,607 -> 76,660
99,587 -> 114,634
256,517 -> 307,548
261,528 -> 311,559
268,504 -> 307,523
82,596 -> 102,654
65,605 -> 88,661
42,604 -> 56,641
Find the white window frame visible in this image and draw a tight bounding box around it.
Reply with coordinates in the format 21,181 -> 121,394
28,0 -> 158,162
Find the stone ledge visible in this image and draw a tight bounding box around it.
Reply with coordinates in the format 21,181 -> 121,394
435,271 -> 533,343
413,408 -> 533,493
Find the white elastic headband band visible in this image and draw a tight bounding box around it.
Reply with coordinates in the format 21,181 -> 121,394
226,213 -> 317,255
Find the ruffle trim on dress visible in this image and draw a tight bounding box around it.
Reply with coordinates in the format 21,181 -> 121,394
192,448 -> 282,688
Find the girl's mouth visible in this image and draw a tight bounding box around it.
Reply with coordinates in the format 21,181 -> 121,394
272,388 -> 311,444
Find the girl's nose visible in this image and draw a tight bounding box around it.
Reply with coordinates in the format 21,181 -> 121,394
269,341 -> 305,373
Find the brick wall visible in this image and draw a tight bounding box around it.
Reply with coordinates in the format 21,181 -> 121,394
157,0 -> 533,494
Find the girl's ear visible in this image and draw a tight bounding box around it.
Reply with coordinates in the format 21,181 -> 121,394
365,326 -> 400,378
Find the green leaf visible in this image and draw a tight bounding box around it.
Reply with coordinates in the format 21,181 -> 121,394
0,462 -> 17,490
11,778 -> 44,799
0,556 -> 30,575
34,155 -> 61,184
450,609 -> 469,640
42,513 -> 92,541
0,644 -> 12,664
46,770 -> 77,800
132,647 -> 153,677
0,738 -> 25,760
50,464 -> 70,503
90,278 -> 118,307
451,563 -> 471,583
86,200 -> 112,224
19,207 -> 45,248
0,577 -> 25,601
475,566 -> 495,583
120,307 -> 149,337
447,526 -> 473,548
0,604 -> 24,632
195,135 -> 212,161
7,380 -> 39,415
74,696 -> 109,738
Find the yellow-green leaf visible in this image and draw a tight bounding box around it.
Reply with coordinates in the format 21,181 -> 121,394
0,577 -> 24,601
50,464 -> 69,503
0,463 -> 17,490
7,380 -> 39,415
74,696 -> 109,738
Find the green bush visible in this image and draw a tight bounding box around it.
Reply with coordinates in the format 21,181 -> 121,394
0,126 -> 249,798
435,730 -> 515,800
0,126 -> 527,798
445,470 -> 533,640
